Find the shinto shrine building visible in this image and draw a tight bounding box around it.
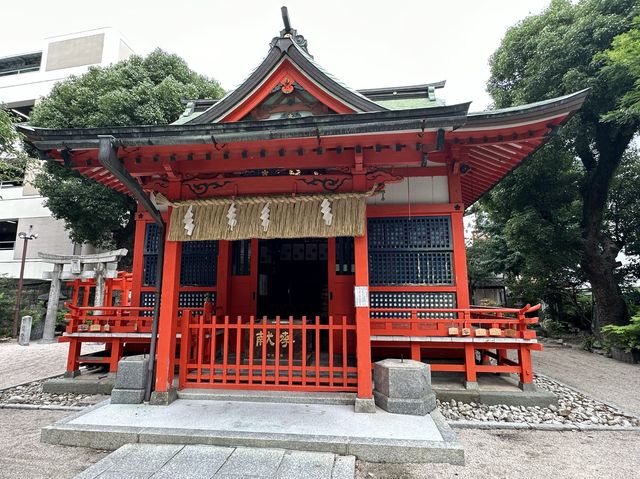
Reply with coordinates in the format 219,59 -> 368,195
19,13 -> 587,407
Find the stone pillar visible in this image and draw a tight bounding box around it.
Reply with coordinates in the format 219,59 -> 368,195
42,263 -> 63,343
373,359 -> 436,415
94,262 -> 105,315
111,355 -> 149,404
18,316 -> 32,346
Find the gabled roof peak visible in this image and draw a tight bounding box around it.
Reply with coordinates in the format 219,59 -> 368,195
270,6 -> 311,56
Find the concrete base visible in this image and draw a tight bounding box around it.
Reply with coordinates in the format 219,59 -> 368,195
374,390 -> 436,416
43,375 -> 115,395
42,399 -> 464,465
111,388 -> 145,404
432,373 -> 557,407
519,381 -> 537,392
463,381 -> 479,390
150,387 -> 178,405
63,370 -> 81,379
373,359 -> 436,416
179,389 -> 356,406
354,397 -> 376,413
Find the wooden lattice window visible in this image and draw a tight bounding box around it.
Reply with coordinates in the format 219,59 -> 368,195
368,216 -> 454,285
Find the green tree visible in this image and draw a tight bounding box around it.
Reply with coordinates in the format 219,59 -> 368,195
0,107 -> 29,183
486,0 -> 640,332
30,49 -> 224,252
468,144 -> 586,326
602,16 -> 640,124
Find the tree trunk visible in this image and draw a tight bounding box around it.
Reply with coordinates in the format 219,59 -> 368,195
578,123 -> 632,334
581,238 -> 628,333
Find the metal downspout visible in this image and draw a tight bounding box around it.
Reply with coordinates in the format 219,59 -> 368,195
144,222 -> 165,402
97,135 -> 165,402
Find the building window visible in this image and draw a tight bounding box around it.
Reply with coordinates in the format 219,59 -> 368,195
180,241 -> 218,286
367,216 -> 454,285
142,223 -> 160,286
0,220 -> 18,250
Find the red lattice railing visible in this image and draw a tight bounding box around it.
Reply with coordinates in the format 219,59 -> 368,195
179,310 -> 358,392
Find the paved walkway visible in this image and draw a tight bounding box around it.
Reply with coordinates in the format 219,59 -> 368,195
0,339 -> 102,389
76,444 -> 355,479
533,341 -> 640,416
3,409 -> 639,479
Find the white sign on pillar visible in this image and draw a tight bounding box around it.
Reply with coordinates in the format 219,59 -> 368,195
71,259 -> 81,274
354,286 -> 369,308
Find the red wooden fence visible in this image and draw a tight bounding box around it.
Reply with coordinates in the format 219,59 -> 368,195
179,311 -> 358,392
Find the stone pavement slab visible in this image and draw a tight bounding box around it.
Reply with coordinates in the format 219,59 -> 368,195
276,450 -> 338,479
150,444 -> 234,479
74,444 -> 355,479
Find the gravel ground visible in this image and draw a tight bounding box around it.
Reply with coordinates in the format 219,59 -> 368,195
533,341 -> 640,417
438,375 -> 640,427
357,429 -> 640,479
0,409 -> 108,479
0,378 -> 106,408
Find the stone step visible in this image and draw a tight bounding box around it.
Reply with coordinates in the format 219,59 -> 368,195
44,399 -> 464,464
74,443 -> 357,479
177,388 -> 357,405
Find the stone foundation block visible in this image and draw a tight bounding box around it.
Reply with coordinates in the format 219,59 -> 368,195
111,388 -> 145,404
150,387 -> 178,405
373,359 -> 436,415
374,359 -> 432,398
373,390 -> 436,416
354,397 -> 376,413
114,355 -> 149,390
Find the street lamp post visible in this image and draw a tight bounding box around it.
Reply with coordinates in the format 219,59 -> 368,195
12,228 -> 38,338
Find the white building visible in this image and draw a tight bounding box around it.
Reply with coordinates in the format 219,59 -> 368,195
0,28 -> 134,280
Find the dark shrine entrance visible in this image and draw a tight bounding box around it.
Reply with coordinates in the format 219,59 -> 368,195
178,237 -> 358,391
257,238 -> 328,319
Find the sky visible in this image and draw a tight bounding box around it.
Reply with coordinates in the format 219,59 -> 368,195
0,0 -> 551,111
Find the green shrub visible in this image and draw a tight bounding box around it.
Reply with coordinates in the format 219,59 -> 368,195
540,318 -> 568,338
602,314 -> 640,353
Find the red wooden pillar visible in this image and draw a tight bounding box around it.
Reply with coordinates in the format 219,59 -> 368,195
518,345 -> 534,390
354,224 -> 375,411
151,219 -> 182,403
65,340 -> 81,377
130,211 -> 148,308
448,160 -> 470,310
464,343 -> 478,388
108,339 -> 122,374
411,343 -> 421,361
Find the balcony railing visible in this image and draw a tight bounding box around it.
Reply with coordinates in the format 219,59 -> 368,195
369,304 -> 540,340
65,304 -> 155,334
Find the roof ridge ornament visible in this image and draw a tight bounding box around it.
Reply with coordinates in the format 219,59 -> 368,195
272,6 -> 310,55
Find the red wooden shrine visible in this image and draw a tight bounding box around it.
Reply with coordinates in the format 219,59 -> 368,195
21,17 -> 587,401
